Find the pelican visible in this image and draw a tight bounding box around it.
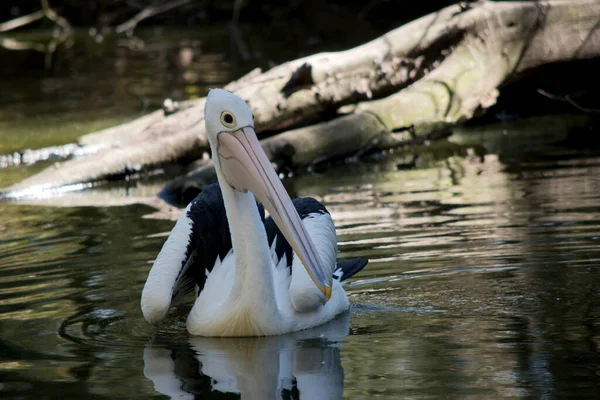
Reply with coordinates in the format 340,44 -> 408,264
141,89 -> 367,336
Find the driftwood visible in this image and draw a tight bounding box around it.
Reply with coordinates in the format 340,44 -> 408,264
9,113 -> 591,213
3,0 -> 600,199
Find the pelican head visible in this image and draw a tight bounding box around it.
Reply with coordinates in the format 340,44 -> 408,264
203,89 -> 332,300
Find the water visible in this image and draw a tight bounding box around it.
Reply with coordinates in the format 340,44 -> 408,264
2,28 -> 600,400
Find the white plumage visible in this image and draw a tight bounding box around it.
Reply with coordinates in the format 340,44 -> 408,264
184,212 -> 349,336
141,202 -> 195,324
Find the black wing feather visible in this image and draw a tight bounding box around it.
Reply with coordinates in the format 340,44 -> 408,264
336,258 -> 368,281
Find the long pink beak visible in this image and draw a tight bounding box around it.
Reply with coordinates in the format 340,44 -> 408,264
216,126 -> 332,300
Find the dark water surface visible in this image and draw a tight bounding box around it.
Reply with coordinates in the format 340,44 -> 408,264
2,28 -> 600,400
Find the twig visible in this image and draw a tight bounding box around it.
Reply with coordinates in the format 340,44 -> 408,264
116,0 -> 193,35
0,10 -> 45,32
230,0 -> 250,60
41,0 -> 71,33
537,88 -> 600,113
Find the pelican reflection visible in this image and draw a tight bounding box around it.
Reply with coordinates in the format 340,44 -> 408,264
143,313 -> 349,399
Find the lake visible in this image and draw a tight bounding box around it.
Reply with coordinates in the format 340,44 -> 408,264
1,27 -> 600,400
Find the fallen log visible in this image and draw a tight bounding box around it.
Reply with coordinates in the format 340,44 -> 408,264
3,0 -> 600,199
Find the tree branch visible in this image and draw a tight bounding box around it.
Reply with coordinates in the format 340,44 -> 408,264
0,10 -> 44,33
41,0 -> 71,33
115,0 -> 194,35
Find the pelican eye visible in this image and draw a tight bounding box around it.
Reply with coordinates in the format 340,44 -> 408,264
220,111 -> 236,128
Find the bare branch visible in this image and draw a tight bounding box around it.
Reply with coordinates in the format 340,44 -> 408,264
41,0 -> 71,32
0,1 -> 71,33
0,10 -> 44,33
116,0 -> 194,35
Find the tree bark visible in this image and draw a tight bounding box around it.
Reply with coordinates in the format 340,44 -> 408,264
3,0 -> 600,199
